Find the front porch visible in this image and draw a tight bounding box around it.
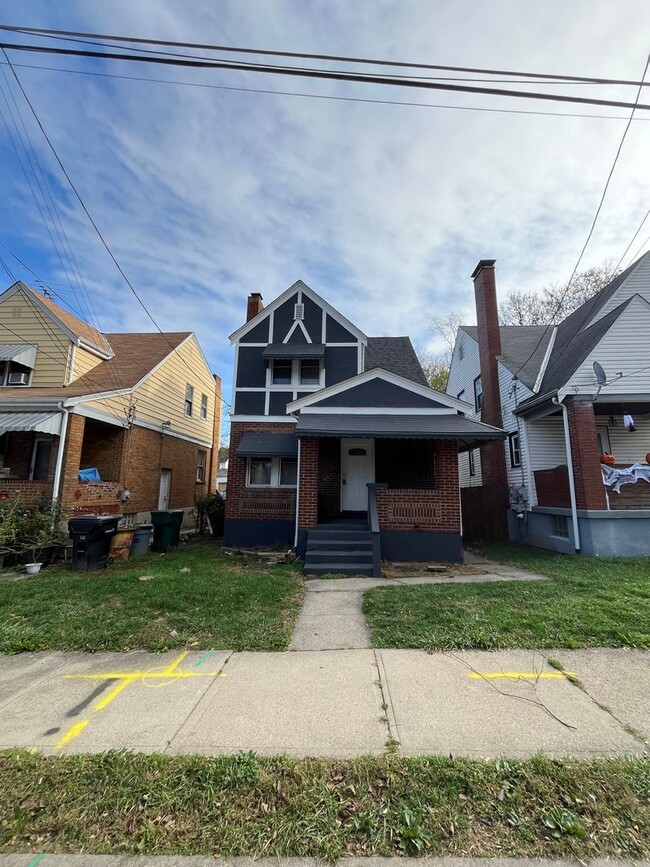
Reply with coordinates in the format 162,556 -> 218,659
0,413 -> 125,515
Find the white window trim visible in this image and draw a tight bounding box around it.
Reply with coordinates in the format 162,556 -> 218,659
246,456 -> 297,488
268,358 -> 325,389
196,449 -> 207,482
200,393 -> 208,420
508,432 -> 522,468
184,383 -> 194,417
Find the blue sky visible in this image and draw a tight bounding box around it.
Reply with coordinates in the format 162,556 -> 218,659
1,0 -> 649,425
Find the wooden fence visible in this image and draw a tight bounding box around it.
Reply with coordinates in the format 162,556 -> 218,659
461,485 -> 509,544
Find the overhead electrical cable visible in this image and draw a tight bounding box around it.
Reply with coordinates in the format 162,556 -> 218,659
2,50 -> 231,409
1,42 -> 650,112
614,208 -> 650,271
513,52 -> 650,383
2,24 -> 649,88
3,60 -> 649,123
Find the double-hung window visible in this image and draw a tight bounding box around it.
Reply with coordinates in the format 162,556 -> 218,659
473,375 -> 483,412
508,432 -> 522,468
247,456 -> 297,487
184,384 -> 194,416
468,449 -> 476,476
271,359 -> 321,387
196,449 -> 207,482
200,393 -> 208,419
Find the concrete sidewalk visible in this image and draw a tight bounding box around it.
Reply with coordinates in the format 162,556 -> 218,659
0,858 -> 648,867
289,560 -> 549,651
0,647 -> 646,758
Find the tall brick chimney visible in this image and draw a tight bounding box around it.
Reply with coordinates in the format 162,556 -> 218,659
471,259 -> 508,488
246,292 -> 264,321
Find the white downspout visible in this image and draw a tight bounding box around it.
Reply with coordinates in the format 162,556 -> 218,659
293,437 -> 301,549
553,396 -> 580,553
52,402 -> 70,506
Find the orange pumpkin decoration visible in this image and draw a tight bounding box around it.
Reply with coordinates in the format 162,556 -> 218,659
600,454 -> 616,465
646,453 -> 650,465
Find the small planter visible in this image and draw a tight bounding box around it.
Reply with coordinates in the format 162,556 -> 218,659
25,562 -> 42,575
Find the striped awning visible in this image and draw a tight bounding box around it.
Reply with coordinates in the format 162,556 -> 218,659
0,411 -> 62,435
0,344 -> 37,368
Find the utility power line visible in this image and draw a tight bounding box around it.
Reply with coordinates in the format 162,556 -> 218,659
513,53 -> 650,383
2,24 -> 649,89
5,60 -> 650,124
2,42 -> 650,112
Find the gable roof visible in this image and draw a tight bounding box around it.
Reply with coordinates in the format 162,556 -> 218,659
459,324 -> 552,390
287,367 -> 469,415
0,332 -> 192,401
364,336 -> 428,386
229,279 -> 367,344
9,282 -> 114,356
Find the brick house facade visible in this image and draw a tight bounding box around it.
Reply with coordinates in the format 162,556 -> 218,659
224,280 -> 505,571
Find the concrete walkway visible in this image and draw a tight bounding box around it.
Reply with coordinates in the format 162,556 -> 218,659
0,858 -> 648,867
0,647 -> 646,758
289,557 -> 550,651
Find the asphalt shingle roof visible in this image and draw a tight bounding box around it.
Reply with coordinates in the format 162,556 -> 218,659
364,336 -> 428,386
460,325 -> 552,391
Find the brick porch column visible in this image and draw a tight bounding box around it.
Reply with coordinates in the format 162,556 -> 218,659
59,413 -> 85,509
298,437 -> 319,529
566,398 -> 607,510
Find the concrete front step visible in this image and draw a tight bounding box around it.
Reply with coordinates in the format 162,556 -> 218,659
308,531 -> 372,542
306,550 -> 374,565
303,562 -> 374,576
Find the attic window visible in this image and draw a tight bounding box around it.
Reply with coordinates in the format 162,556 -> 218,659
294,303 -> 305,321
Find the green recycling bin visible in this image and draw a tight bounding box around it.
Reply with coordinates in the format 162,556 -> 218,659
150,509 -> 184,552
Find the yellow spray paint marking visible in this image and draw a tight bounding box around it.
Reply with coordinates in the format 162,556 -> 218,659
56,652 -> 225,749
469,672 -> 575,680
56,719 -> 89,749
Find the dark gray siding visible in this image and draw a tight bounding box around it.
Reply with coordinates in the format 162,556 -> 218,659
286,325 -> 309,344
272,293 -> 299,342
326,314 -> 356,343
234,392 -> 265,415
316,379 -> 443,408
303,295 -> 322,341
269,391 -> 293,415
236,346 -> 267,388
240,318 -> 269,343
324,346 -> 358,386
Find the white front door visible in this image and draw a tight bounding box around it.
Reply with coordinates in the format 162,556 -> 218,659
341,438 -> 374,512
158,469 -> 171,510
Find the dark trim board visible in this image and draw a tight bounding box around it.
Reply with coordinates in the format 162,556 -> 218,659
296,528 -> 308,559
379,531 -> 464,563
224,519 -> 294,549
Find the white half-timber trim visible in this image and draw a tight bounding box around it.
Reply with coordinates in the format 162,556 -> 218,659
299,406 -> 457,415
283,319 -> 312,343
286,367 -> 471,414
229,279 -> 367,345
229,414 -> 298,424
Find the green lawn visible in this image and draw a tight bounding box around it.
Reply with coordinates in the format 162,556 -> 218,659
364,545 -> 650,650
0,543 -> 304,653
1,750 -> 647,859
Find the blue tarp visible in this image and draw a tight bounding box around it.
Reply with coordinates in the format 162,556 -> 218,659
78,468 -> 101,482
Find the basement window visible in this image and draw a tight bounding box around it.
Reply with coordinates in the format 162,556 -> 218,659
551,514 -> 569,538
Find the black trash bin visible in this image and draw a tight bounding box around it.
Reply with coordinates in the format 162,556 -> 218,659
68,515 -> 120,571
150,509 -> 184,552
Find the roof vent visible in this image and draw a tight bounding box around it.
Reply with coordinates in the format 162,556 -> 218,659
294,303 -> 305,321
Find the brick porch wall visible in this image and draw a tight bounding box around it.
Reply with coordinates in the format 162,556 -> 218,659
226,422 -> 298,523
298,437 -> 319,529
376,440 -> 461,533
566,398 -> 607,510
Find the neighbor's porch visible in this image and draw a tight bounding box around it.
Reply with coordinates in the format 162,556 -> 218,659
0,412 -> 124,514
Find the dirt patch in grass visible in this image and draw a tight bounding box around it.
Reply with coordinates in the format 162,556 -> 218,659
0,751 -> 647,859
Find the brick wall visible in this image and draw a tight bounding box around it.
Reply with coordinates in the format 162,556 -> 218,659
80,420 -> 125,483
566,399 -> 607,510
318,437 -> 340,519
0,480 -> 49,504
123,425 -> 210,513
65,482 -> 121,516
60,413 -> 86,509
298,437 -> 319,529
226,421 -> 297,523
376,440 -> 460,532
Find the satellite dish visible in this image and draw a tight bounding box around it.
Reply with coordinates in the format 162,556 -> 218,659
593,361 -> 607,386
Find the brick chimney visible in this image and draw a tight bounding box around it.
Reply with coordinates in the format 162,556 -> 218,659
246,292 -> 264,321
471,259 -> 508,488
